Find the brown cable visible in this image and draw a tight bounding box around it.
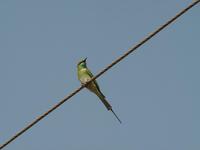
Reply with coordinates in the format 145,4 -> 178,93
1,1 -> 199,149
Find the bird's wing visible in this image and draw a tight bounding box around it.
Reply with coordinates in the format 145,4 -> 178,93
85,68 -> 105,97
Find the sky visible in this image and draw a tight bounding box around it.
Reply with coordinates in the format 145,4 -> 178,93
0,0 -> 199,150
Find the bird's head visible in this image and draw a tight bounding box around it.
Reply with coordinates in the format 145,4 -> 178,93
77,57 -> 87,68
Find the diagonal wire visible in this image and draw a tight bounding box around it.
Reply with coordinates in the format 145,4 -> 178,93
0,0 -> 199,149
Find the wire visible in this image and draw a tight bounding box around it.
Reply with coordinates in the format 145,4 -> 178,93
0,0 -> 199,149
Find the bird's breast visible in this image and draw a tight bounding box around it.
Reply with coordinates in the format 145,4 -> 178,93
78,68 -> 91,84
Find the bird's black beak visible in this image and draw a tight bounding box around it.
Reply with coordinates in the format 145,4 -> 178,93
83,57 -> 87,62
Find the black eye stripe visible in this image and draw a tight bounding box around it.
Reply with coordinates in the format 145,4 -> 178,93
78,62 -> 83,65
78,60 -> 86,65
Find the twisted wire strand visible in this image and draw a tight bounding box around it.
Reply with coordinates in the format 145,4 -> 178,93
0,0 -> 199,149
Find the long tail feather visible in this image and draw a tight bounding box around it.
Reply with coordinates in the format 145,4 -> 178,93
97,92 -> 122,123
97,92 -> 112,110
110,109 -> 122,124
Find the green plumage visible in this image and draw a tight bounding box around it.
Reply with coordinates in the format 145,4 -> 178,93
77,58 -> 121,123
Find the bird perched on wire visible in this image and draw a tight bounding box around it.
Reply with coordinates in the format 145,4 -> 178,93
77,58 -> 121,123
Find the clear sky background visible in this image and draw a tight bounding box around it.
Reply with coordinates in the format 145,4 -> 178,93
0,0 -> 199,150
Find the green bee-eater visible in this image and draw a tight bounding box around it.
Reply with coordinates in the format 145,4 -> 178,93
77,58 -> 121,123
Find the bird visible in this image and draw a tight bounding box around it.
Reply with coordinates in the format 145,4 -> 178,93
77,58 -> 121,123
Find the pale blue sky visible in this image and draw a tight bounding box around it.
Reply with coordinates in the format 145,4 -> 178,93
0,0 -> 199,149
